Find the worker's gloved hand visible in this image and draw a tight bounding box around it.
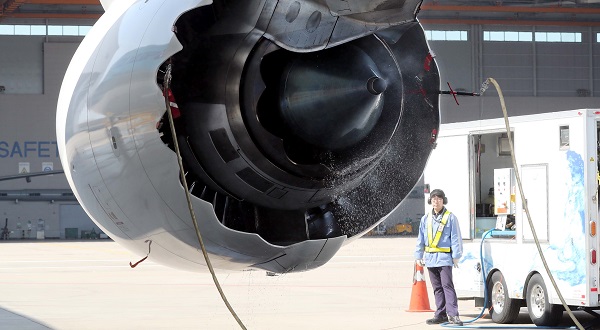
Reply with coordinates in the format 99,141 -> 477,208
453,258 -> 460,268
416,259 -> 425,267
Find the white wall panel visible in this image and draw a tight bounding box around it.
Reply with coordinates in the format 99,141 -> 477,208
428,40 -> 474,92
0,36 -> 44,94
0,200 -> 61,238
59,204 -> 100,239
0,40 -> 78,191
482,42 -> 534,96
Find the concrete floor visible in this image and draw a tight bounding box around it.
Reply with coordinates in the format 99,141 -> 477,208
0,237 -> 595,330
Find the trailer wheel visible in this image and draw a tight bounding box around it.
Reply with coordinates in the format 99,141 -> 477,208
488,271 -> 520,323
526,273 -> 562,326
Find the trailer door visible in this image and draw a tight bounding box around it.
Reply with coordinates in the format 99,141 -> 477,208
424,134 -> 471,239
520,164 -> 549,242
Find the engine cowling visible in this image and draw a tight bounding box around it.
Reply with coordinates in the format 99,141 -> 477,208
57,0 -> 439,273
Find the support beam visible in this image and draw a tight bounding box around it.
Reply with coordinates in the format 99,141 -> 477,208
1,0 -> 26,17
22,0 -> 99,4
421,4 -> 600,15
420,18 -> 600,27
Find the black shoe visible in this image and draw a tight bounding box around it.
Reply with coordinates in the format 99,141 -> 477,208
425,315 -> 448,325
448,315 -> 463,326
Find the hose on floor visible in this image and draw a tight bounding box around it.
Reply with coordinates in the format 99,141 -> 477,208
163,63 -> 247,330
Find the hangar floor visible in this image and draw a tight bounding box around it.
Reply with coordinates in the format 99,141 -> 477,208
0,237 -> 595,330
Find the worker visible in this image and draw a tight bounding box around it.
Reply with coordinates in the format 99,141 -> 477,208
415,189 -> 463,326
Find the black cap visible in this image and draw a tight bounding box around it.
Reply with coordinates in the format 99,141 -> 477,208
430,189 -> 445,199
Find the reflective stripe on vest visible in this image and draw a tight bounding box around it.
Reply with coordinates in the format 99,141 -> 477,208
425,210 -> 451,253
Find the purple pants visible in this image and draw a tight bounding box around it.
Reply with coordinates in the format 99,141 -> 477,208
427,266 -> 459,317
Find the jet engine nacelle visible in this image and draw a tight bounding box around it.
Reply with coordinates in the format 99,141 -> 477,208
56,0 -> 440,273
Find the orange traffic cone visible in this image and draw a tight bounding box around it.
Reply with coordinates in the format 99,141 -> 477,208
406,261 -> 434,312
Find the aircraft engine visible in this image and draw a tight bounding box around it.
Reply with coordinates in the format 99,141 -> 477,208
56,0 -> 440,273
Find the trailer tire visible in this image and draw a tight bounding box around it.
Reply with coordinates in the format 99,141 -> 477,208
526,273 -> 562,326
488,271 -> 520,324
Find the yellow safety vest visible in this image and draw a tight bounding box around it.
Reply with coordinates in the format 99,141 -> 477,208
425,210 -> 451,253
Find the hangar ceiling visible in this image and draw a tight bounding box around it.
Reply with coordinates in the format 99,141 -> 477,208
0,0 -> 102,21
0,0 -> 599,26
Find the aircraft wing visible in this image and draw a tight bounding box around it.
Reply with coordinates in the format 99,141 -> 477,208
0,170 -> 65,182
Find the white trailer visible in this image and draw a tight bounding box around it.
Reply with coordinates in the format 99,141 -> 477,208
423,109 -> 600,326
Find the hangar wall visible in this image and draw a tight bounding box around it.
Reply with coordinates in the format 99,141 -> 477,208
427,24 -> 600,123
1,23 -> 599,238
0,36 -> 44,94
0,36 -> 100,239
0,37 -> 78,188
